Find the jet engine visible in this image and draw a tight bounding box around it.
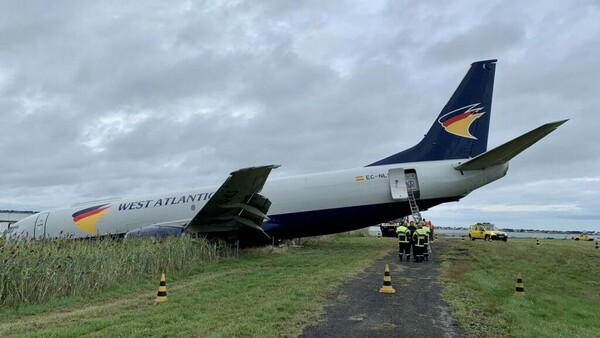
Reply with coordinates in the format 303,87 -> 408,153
124,224 -> 185,238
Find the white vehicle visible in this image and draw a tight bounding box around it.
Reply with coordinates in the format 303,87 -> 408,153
8,60 -> 566,244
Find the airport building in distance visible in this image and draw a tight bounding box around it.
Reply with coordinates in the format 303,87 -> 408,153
1,210 -> 37,236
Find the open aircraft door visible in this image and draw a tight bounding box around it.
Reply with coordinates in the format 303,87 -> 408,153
34,212 -> 49,240
389,168 -> 420,200
404,169 -> 420,198
388,168 -> 408,200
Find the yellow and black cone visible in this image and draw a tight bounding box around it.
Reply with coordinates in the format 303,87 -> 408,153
461,236 -> 465,241
595,241 -> 598,249
156,273 -> 167,303
379,264 -> 396,294
514,272 -> 525,296
536,239 -> 540,246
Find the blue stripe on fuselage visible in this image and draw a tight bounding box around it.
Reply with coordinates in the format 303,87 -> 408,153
263,196 -> 460,239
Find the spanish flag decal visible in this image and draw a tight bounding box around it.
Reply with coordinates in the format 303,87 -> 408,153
72,204 -> 110,235
355,176 -> 365,181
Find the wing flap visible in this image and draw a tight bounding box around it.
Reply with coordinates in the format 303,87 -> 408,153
454,120 -> 568,171
185,165 -> 278,235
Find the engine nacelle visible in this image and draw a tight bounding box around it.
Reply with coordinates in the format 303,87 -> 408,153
124,224 -> 185,238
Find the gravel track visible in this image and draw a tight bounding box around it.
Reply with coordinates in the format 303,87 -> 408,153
300,240 -> 464,337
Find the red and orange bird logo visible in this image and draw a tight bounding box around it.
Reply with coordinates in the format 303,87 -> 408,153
437,103 -> 485,140
72,204 -> 111,235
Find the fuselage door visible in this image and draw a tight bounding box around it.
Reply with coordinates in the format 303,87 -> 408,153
404,169 -> 420,198
388,168 -> 408,200
34,212 -> 49,240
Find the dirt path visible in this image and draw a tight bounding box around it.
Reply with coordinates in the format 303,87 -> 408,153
299,240 -> 464,337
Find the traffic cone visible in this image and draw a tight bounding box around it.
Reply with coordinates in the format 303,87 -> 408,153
461,236 -> 465,241
514,272 -> 525,296
156,273 -> 167,303
595,241 -> 598,249
379,264 -> 396,294
536,239 -> 540,246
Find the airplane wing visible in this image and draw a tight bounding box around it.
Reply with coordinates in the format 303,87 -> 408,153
454,119 -> 568,171
185,165 -> 279,237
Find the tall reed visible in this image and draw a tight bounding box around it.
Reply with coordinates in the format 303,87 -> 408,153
0,236 -> 232,306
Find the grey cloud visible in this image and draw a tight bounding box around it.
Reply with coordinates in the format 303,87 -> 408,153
0,1 -> 597,231
425,22 -> 526,64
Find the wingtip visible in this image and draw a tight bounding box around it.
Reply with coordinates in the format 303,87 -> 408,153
230,164 -> 281,175
547,119 -> 569,128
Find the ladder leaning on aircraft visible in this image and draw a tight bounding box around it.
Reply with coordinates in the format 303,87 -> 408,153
407,190 -> 422,224
6,59 -> 568,245
406,185 -> 423,225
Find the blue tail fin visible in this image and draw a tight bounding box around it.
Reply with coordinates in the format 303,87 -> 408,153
368,59 -> 497,166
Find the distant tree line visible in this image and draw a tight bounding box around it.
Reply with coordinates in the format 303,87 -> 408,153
0,210 -> 38,214
437,226 -> 597,235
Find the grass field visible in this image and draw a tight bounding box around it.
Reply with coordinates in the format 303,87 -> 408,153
439,237 -> 600,338
3,235 -> 598,337
0,236 -> 395,337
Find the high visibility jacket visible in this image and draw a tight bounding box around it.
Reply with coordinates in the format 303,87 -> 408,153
422,232 -> 429,246
414,228 -> 428,247
396,226 -> 409,243
422,225 -> 431,235
408,225 -> 417,242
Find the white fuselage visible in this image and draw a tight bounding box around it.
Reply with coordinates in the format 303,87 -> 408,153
8,160 -> 509,240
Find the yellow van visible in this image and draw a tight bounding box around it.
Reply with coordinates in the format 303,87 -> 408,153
571,234 -> 593,241
468,223 -> 508,241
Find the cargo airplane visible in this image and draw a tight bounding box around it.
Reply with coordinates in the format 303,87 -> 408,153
7,60 -> 567,244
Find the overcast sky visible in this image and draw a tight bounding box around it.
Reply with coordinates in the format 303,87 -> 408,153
1,1 -> 598,231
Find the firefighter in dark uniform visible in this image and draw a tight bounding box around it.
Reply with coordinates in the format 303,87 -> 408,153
413,225 -> 428,262
407,221 -> 418,260
396,221 -> 410,261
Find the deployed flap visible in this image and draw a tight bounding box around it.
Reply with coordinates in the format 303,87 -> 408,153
185,165 -> 279,235
454,120 -> 568,171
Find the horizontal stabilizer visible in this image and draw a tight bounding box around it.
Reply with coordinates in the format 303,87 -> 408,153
454,119 -> 568,171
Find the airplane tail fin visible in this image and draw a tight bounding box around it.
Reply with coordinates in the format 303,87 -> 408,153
368,59 -> 497,166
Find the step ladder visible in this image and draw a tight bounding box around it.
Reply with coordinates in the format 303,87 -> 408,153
407,189 -> 423,224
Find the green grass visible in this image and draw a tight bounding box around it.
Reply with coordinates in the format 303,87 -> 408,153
0,236 -> 395,337
439,237 -> 600,338
8,234 -> 595,337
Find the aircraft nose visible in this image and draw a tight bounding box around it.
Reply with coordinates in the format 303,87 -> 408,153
8,215 -> 36,240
